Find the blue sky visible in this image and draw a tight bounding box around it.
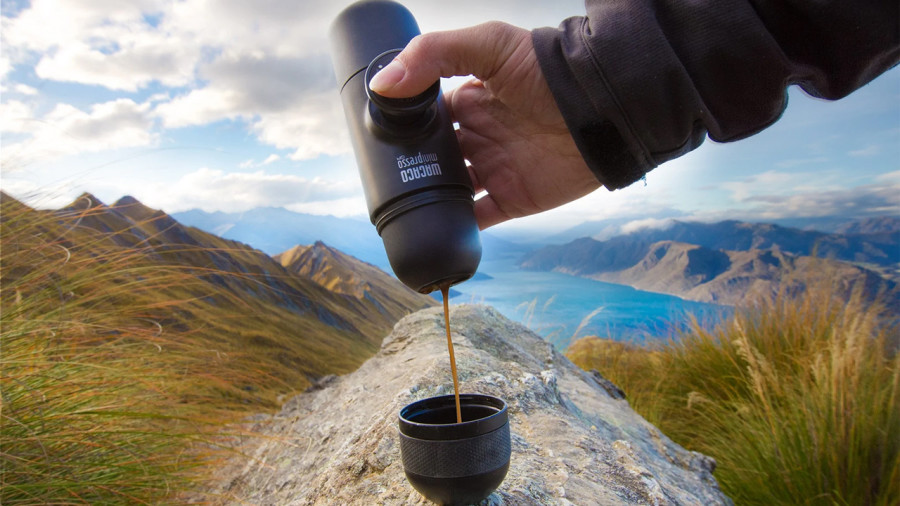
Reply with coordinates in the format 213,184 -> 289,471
1,0 -> 898,239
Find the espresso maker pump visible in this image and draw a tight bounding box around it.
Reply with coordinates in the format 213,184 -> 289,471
329,0 -> 482,294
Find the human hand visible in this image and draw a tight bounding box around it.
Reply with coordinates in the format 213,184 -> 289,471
368,22 -> 600,230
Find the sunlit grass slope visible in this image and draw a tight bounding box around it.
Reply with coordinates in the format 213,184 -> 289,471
1,192 -> 429,503
567,282 -> 899,505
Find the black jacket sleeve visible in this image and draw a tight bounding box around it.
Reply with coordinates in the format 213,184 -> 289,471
532,0 -> 899,190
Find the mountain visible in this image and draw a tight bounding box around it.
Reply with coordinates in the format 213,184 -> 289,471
550,215 -> 900,244
614,220 -> 899,266
547,218 -> 899,265
204,305 -> 729,505
591,241 -> 896,307
520,220 -> 898,308
172,206 -> 529,273
834,216 -> 900,235
3,192 -> 432,408
274,241 -> 434,328
172,206 -> 390,267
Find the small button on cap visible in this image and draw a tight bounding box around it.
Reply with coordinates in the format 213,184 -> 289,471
366,49 -> 439,122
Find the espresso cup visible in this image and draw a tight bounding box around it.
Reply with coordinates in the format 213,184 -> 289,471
398,394 -> 511,505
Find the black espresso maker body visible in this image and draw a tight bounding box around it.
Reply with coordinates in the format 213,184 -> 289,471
330,0 -> 481,294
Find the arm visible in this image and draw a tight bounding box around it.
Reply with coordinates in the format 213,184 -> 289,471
533,0 -> 900,189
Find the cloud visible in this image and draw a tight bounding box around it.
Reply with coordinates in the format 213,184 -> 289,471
620,217 -> 678,235
154,52 -> 349,159
875,170 -> 900,184
2,98 -> 156,162
12,84 -> 38,95
33,38 -> 198,91
741,183 -> 900,219
287,197 -> 368,218
849,144 -> 880,157
0,99 -> 33,133
139,167 -> 362,213
239,154 -> 281,168
3,0 -> 195,90
775,156 -> 828,168
720,169 -> 844,202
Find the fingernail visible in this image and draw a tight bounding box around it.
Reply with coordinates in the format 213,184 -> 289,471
369,59 -> 405,93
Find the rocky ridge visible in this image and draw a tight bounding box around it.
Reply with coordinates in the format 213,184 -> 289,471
211,305 -> 730,505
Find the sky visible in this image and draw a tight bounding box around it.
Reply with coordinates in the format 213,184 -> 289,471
1,0 -> 898,240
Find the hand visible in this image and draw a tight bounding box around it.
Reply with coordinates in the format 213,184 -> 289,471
369,22 -> 600,230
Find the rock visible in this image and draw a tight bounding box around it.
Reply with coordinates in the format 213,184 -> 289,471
208,305 -> 731,505
589,369 -> 627,400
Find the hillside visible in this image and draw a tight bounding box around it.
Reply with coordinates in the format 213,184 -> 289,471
2,192 -> 432,407
274,241 -> 434,327
520,220 -> 899,308
592,241 -> 896,307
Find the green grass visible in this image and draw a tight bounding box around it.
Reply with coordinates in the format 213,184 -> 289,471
0,196 -> 269,503
0,194 -> 405,503
567,278 -> 899,505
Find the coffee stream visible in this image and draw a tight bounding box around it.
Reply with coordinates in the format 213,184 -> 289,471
440,285 -> 463,424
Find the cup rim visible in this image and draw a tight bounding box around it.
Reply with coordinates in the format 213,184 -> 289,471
399,393 -> 508,441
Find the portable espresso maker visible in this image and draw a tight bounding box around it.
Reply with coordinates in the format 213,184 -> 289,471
329,0 -> 481,294
331,3 -> 509,504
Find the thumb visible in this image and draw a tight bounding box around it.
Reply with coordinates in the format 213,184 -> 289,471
368,21 -> 526,98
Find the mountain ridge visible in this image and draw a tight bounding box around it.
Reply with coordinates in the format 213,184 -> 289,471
274,241 -> 435,325
521,220 -> 899,308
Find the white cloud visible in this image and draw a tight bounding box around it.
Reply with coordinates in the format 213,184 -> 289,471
251,98 -> 349,160
849,145 -> 880,157
875,170 -> 900,184
239,153 -> 281,168
154,51 -> 348,158
13,84 -> 38,95
0,99 -> 33,133
620,217 -> 677,235
2,98 -> 156,162
287,197 -> 368,218
721,170 -> 806,202
741,182 -> 900,219
34,37 -> 198,91
139,167 -> 362,213
3,0 -> 192,91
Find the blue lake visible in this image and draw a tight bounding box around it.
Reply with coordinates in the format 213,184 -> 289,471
450,257 -> 731,350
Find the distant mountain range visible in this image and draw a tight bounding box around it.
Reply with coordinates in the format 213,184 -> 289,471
172,207 -> 390,267
172,206 -> 528,273
3,192 -> 432,407
546,215 -> 900,245
520,219 -> 899,308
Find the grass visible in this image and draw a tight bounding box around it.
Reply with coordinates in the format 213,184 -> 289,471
567,278 -> 899,505
1,195 -> 270,503
0,193 -> 411,503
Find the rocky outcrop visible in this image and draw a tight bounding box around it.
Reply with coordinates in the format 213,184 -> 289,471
210,305 -> 730,505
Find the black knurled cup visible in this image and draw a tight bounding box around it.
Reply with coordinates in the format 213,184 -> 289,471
398,394 -> 511,506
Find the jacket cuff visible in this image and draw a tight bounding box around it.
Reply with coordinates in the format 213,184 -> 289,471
532,23 -> 652,190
